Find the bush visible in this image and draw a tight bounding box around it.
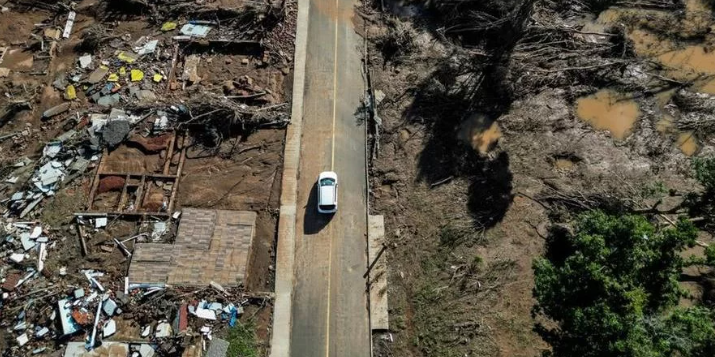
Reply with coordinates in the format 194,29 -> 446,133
693,157 -> 715,192
533,211 -> 715,357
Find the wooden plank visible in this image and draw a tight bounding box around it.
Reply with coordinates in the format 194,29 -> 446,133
167,133 -> 187,214
117,174 -> 131,212
368,215 -> 389,331
86,148 -> 107,210
134,175 -> 146,211
99,172 -> 178,179
163,131 -> 177,175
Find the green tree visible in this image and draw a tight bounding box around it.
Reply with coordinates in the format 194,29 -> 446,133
533,211 -> 715,357
693,157 -> 715,192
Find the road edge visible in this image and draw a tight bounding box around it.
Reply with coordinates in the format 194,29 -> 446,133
269,0 -> 310,354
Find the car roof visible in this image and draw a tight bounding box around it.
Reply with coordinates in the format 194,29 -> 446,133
319,185 -> 336,206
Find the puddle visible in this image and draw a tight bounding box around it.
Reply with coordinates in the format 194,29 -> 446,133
581,1 -> 712,154
554,159 -> 576,170
655,114 -> 675,133
697,78 -> 715,94
677,131 -> 699,156
657,46 -> 715,79
575,89 -> 640,140
459,114 -> 501,154
0,48 -> 34,71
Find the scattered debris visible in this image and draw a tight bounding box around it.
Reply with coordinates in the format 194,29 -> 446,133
0,4 -> 295,356
62,11 -> 76,39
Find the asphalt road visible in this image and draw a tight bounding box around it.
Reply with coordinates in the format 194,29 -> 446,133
289,0 -> 370,354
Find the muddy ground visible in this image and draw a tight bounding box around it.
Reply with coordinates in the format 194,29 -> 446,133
0,0 -> 295,354
363,0 -> 715,356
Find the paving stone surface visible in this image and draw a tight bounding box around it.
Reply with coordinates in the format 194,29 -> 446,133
128,208 -> 256,286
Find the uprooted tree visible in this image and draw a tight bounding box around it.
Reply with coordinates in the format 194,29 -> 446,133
533,211 -> 715,357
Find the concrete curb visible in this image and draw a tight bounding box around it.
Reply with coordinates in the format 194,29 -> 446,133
269,0 -> 310,355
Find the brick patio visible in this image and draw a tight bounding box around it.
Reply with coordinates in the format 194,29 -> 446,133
128,208 -> 256,287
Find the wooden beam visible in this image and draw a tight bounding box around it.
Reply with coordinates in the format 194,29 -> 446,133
163,131 -> 177,175
134,175 -> 146,211
86,149 -> 107,210
168,133 -> 188,214
117,174 -> 131,212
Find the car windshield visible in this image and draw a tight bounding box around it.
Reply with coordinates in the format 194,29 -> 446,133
320,178 -> 335,186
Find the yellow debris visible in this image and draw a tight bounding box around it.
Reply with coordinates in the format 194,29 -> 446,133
153,74 -> 163,82
107,73 -> 119,82
64,85 -> 76,100
118,52 -> 138,63
130,69 -> 144,82
161,22 -> 177,31
119,67 -> 126,76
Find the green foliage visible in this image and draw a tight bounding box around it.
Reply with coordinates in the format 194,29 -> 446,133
225,322 -> 258,357
706,245 -> 715,266
693,157 -> 715,192
640,181 -> 668,199
533,211 -> 715,357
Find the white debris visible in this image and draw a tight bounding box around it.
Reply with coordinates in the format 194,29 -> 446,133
16,333 -> 29,346
103,298 -> 118,316
37,242 -> 47,272
180,24 -> 212,38
43,142 -> 62,158
141,325 -> 152,337
134,39 -> 159,55
79,54 -> 92,69
194,307 -> 217,320
10,253 -> 25,263
30,226 -> 42,238
155,322 -> 172,338
103,319 -> 117,337
36,327 -> 49,338
62,11 -> 76,38
21,233 -> 36,251
95,217 -> 108,228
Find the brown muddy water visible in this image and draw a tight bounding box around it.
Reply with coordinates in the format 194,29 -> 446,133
459,114 -> 502,154
575,0 -> 715,155
576,89 -> 640,140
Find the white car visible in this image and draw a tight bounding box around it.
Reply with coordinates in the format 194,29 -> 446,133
317,171 -> 338,214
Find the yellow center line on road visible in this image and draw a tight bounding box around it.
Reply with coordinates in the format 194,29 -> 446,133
326,0 -> 339,354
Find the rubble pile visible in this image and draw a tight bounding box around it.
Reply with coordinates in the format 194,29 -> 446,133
0,0 -> 296,355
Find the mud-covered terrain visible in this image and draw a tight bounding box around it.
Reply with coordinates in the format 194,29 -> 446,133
0,0 -> 295,355
361,0 -> 715,355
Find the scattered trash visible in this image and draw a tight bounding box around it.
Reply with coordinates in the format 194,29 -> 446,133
88,66 -> 109,84
155,322 -> 172,337
79,55 -> 92,69
0,5 -> 294,356
180,24 -> 212,38
17,332 -> 29,346
131,69 -> 145,82
134,40 -> 159,56
64,85 -> 77,100
95,217 -> 107,228
62,11 -> 76,39
43,102 -> 71,118
161,22 -> 177,31
118,51 -> 139,64
103,319 -> 117,337
194,307 -> 217,320
103,298 -> 118,316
